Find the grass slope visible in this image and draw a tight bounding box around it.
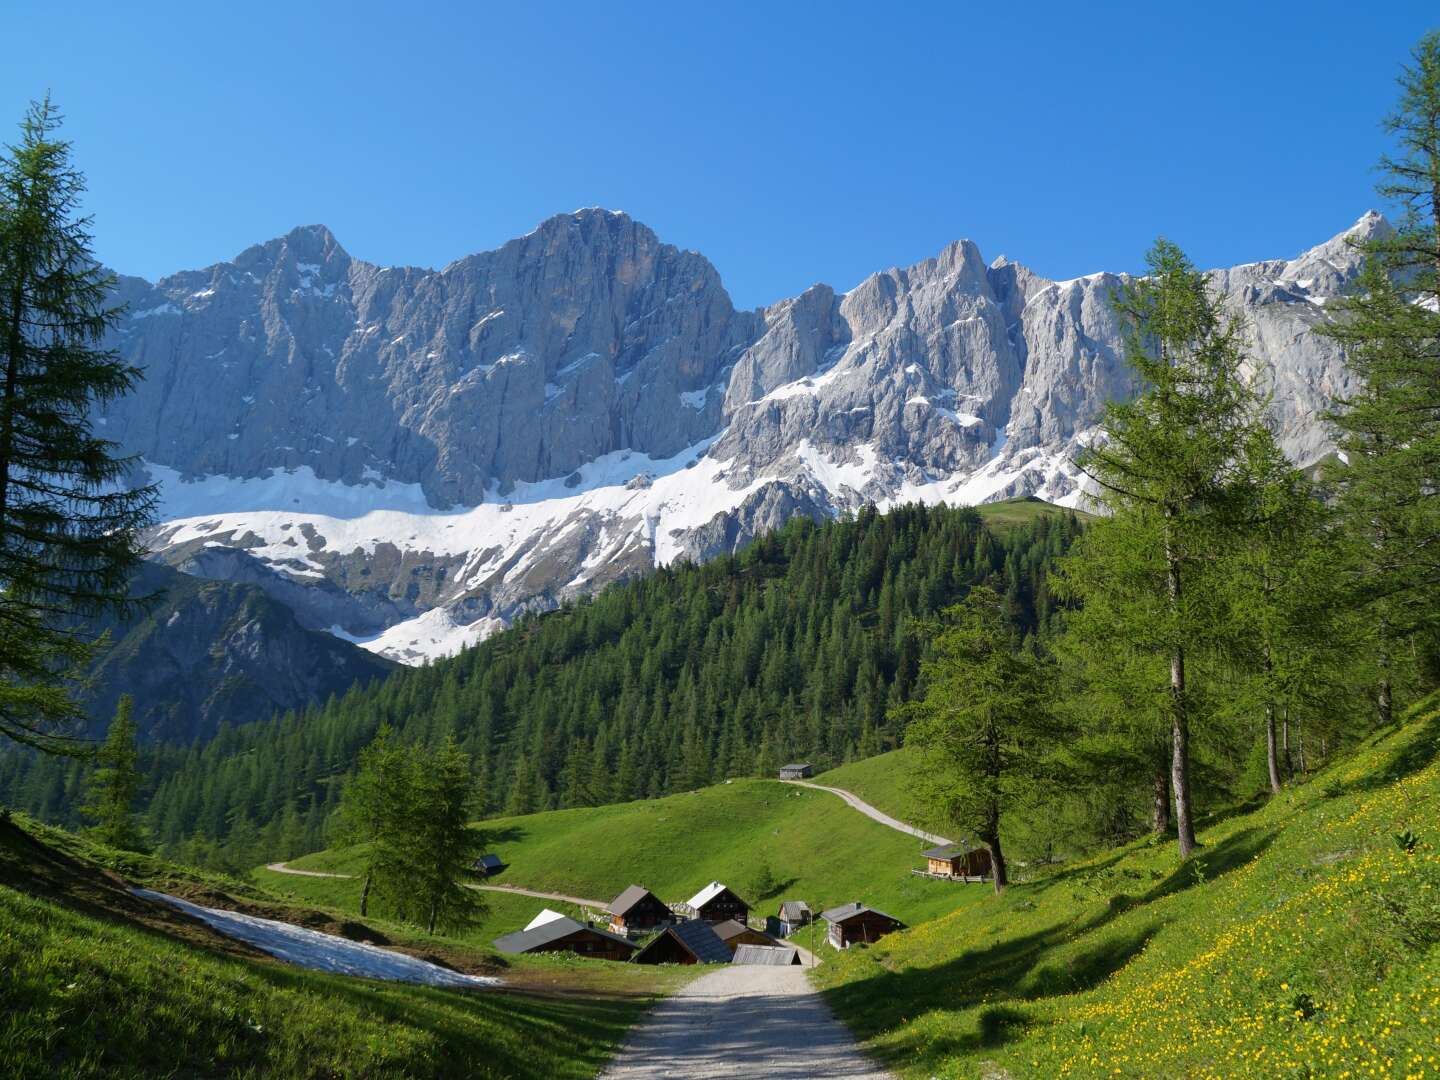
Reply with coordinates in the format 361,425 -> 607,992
812,748 -> 926,828
0,817 -> 689,1079
976,496 -> 1093,533
813,696 -> 1440,1079
273,779 -> 991,943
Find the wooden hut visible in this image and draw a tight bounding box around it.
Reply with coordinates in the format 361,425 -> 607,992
919,843 -> 992,881
820,903 -> 906,950
472,853 -> 507,877
711,918 -> 780,954
778,763 -> 813,780
493,916 -> 637,962
685,881 -> 750,925
733,943 -> 802,966
605,885 -> 673,934
776,900 -> 812,936
632,919 -> 732,966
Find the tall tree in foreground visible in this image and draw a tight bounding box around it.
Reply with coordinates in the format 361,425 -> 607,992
1324,31 -> 1440,724
1076,239 -> 1263,859
81,694 -> 142,850
0,98 -> 155,753
902,586 -> 1055,894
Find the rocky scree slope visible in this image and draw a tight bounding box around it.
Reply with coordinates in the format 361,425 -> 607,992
104,209 -> 1383,662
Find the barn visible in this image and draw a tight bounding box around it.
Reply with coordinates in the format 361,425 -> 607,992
732,943 -> 802,966
820,903 -> 906,950
711,918 -> 780,954
685,881 -> 750,924
631,918 -> 732,966
493,916 -> 637,962
920,843 -> 993,881
605,885 -> 673,934
778,763 -> 813,780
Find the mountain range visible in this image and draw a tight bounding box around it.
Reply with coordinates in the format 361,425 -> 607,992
101,208 -> 1382,663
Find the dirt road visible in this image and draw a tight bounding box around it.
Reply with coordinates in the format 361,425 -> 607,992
262,862 -> 605,908
600,964 -> 893,1079
780,780 -> 950,846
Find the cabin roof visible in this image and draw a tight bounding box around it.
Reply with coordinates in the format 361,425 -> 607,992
634,918 -> 732,964
819,902 -> 904,926
687,880 -> 747,910
475,853 -> 505,868
778,900 -> 811,920
921,843 -> 977,860
493,916 -> 635,955
711,918 -> 761,943
522,907 -> 568,932
607,884 -> 661,916
733,944 -> 800,966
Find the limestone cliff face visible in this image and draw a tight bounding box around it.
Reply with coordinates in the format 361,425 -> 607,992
108,209 -> 1381,662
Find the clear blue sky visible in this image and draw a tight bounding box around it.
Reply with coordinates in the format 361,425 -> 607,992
4,2 -> 1434,309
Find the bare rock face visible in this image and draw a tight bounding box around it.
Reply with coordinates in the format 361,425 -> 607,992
110,210 -> 1382,664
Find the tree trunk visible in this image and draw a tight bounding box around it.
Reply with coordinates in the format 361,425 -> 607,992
1281,706 -> 1292,778
1151,766 -> 1170,834
1164,534 -> 1197,859
983,804 -> 1007,895
1265,701 -> 1282,794
359,871 -> 372,917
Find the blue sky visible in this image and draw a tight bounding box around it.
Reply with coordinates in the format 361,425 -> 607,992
5,3 -> 1434,309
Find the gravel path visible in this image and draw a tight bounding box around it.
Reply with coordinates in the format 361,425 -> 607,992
780,780 -> 951,846
263,862 -> 605,908
600,964 -> 894,1079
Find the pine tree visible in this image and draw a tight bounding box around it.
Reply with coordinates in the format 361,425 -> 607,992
408,738 -> 486,935
335,725 -> 410,917
0,99 -> 156,753
1075,238 -> 1265,859
81,694 -> 142,850
900,586 -> 1056,894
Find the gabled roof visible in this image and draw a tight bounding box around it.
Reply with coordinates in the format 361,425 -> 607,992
819,902 -> 904,926
493,916 -> 636,955
523,908 -> 568,932
780,762 -> 812,770
733,944 -> 801,966
607,884 -> 664,916
687,880 -> 747,910
711,919 -> 762,943
475,853 -> 505,868
778,900 -> 811,920
633,919 -> 732,965
921,843 -> 977,860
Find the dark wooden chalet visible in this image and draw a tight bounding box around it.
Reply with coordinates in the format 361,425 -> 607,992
605,885 -> 673,934
820,902 -> 906,950
493,916 -> 637,962
631,919 -> 732,966
778,763 -> 813,780
711,918 -> 780,954
686,881 -> 750,924
472,853 -> 506,877
920,843 -> 992,881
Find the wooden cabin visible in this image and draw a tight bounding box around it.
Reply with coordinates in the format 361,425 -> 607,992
493,916 -> 637,962
820,903 -> 906,950
472,853 -> 506,877
733,943 -> 802,966
686,881 -> 750,925
605,885 -> 673,934
919,843 -> 992,881
711,919 -> 780,955
776,900 -> 812,936
778,763 -> 813,780
632,919 -> 732,965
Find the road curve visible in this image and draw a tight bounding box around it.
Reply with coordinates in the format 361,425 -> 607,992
262,862 -> 605,908
600,964 -> 894,1079
779,780 -> 951,846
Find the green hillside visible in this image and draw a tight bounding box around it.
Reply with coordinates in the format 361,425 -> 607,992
0,816 -> 690,1079
263,778 -> 990,943
975,495 -> 1095,533
813,747 -> 925,826
811,696 -> 1440,1079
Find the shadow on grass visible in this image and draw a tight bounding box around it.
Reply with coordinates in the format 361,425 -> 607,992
1338,706 -> 1440,795
1139,826 -> 1276,904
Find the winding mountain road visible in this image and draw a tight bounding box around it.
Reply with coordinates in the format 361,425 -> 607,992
779,780 -> 951,846
262,863 -> 605,908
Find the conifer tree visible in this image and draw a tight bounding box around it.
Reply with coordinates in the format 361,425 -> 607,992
335,725 -> 410,917
81,694 -> 142,850
0,99 -> 156,753
409,737 -> 486,935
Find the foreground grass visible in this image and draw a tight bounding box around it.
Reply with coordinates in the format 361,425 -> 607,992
0,818 -> 690,1079
282,778 -> 986,941
813,695 -> 1440,1079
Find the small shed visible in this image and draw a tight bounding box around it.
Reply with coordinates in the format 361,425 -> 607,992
733,943 -> 802,966
778,763 -> 813,780
920,843 -> 992,881
776,900 -> 812,936
493,916 -> 637,962
686,881 -> 750,925
820,902 -> 906,950
711,918 -> 780,954
472,853 -> 506,877
632,918 -> 732,966
605,885 -> 673,934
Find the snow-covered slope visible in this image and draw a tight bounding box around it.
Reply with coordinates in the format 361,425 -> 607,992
119,210 -> 1382,663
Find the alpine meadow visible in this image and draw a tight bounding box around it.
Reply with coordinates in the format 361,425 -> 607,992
2,10 -> 1439,1080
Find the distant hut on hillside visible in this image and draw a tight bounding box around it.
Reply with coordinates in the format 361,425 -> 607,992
919,843 -> 992,882
820,903 -> 906,950
493,916 -> 637,962
685,881 -> 750,925
733,943 -> 802,966
632,919 -> 732,966
472,853 -> 506,877
778,763 -> 813,780
711,918 -> 779,954
605,885 -> 673,935
773,900 -> 812,937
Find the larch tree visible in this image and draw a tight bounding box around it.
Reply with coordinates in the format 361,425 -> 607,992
0,98 -> 155,754
408,737 -> 486,935
81,694 -> 143,850
335,725 -> 411,917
